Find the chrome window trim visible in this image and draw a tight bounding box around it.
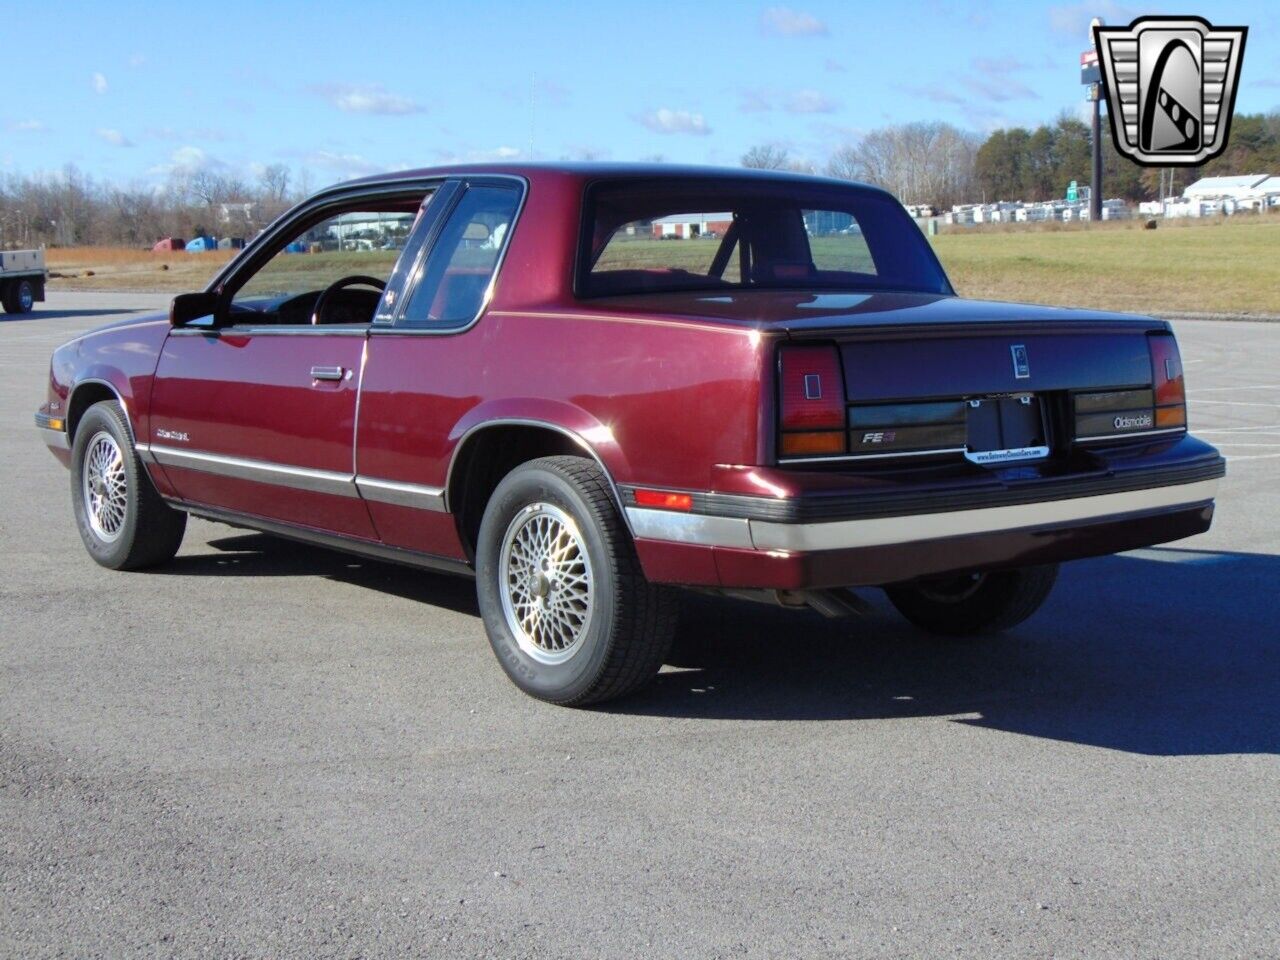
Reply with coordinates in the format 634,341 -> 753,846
373,174 -> 530,338
169,325 -> 372,338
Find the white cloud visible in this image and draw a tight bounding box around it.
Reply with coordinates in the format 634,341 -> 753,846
303,150 -> 384,177
962,57 -> 1039,102
148,145 -> 226,178
738,88 -> 838,114
637,108 -> 711,135
900,58 -> 1038,106
430,145 -> 528,163
761,6 -> 828,37
96,128 -> 134,147
8,119 -> 47,132
91,72 -> 108,94
128,53 -> 146,68
311,83 -> 423,115
785,90 -> 838,114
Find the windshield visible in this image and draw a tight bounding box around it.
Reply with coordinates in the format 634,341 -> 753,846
579,178 -> 952,298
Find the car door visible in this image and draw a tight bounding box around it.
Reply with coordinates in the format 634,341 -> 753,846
147,184 -> 442,539
355,177 -> 525,558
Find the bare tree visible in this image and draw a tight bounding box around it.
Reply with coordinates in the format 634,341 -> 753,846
826,122 -> 979,209
741,144 -> 793,170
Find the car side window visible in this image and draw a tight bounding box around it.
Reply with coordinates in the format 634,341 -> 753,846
399,184 -> 520,329
235,209 -> 419,304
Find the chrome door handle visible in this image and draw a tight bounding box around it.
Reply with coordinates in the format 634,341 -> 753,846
310,365 -> 346,381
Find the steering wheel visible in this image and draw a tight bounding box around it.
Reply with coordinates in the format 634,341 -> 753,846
310,275 -> 387,325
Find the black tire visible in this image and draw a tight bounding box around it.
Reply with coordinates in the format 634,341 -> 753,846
884,564 -> 1059,637
3,279 -> 35,314
70,400 -> 186,570
475,455 -> 677,706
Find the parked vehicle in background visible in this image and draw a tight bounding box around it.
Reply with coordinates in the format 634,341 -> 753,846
1,249 -> 46,313
35,164 -> 1225,706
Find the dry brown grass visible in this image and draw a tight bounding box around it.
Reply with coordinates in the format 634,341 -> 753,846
47,246 -> 235,291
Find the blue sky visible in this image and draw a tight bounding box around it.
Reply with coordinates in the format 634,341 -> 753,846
4,0 -> 1278,188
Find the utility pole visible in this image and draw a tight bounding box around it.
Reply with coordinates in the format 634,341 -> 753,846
1089,17 -> 1104,223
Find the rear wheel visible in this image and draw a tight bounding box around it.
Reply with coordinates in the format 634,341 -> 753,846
475,455 -> 677,705
3,279 -> 35,314
70,400 -> 186,570
885,564 -> 1059,636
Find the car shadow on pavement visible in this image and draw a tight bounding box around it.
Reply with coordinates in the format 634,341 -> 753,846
160,532 -> 481,617
613,547 -> 1279,757
164,535 -> 1276,757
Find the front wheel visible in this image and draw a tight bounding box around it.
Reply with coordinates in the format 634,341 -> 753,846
70,400 -> 186,570
884,564 -> 1059,636
475,456 -> 677,706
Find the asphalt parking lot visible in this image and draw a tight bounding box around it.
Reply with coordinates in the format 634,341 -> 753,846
2,291 -> 1277,959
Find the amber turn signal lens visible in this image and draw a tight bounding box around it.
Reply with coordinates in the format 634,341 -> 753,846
780,431 -> 846,456
47,418 -> 65,431
633,489 -> 694,511
1155,406 -> 1186,428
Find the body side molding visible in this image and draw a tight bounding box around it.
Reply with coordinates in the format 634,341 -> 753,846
143,443 -> 449,510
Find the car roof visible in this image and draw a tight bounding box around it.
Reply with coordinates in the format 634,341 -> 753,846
339,161 -> 889,197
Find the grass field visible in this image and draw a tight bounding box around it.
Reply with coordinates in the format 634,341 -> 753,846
44,214 -> 1280,316
933,215 -> 1280,316
47,247 -> 235,291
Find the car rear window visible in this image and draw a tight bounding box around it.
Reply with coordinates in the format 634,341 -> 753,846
579,178 -> 951,298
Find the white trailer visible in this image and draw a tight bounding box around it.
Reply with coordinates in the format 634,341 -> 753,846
0,249 -> 47,313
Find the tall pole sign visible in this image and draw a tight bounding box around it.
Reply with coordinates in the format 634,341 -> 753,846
1085,17 -> 1105,222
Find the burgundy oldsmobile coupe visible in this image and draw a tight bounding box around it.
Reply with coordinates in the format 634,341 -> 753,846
36,164 -> 1225,704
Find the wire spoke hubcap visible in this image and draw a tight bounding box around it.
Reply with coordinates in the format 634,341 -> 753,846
82,431 -> 127,543
498,502 -> 594,665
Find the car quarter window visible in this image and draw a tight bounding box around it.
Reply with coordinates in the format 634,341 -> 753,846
398,184 -> 521,329
802,210 -> 876,275
228,194 -> 430,326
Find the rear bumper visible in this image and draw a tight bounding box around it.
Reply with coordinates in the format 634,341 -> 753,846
628,441 -> 1225,589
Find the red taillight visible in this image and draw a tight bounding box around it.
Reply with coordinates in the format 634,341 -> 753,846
633,488 -> 693,511
778,345 -> 846,462
1149,334 -> 1187,430
779,345 -> 844,429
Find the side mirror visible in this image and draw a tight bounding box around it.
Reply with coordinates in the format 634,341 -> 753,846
169,291 -> 218,327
